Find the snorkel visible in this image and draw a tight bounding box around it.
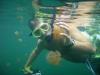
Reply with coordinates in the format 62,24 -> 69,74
29,0 -> 56,39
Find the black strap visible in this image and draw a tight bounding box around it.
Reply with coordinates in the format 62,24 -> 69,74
50,7 -> 56,30
49,7 -> 56,39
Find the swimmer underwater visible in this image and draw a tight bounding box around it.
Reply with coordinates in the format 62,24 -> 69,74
23,0 -> 97,74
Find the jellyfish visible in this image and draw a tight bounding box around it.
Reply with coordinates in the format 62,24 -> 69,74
46,51 -> 61,65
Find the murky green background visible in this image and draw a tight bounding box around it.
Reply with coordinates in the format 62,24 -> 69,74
0,0 -> 100,75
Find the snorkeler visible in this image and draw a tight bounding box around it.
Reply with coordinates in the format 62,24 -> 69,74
23,0 -> 96,74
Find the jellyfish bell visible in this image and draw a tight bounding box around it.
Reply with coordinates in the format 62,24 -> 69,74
46,51 -> 61,65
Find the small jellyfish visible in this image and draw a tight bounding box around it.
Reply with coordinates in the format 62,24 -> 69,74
14,31 -> 20,37
18,38 -> 23,42
16,7 -> 23,11
46,51 -> 61,65
14,31 -> 23,42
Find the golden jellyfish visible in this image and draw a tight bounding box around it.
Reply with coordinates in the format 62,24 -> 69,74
46,51 -> 61,65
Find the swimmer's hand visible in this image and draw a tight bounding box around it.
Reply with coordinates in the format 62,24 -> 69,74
23,66 -> 33,74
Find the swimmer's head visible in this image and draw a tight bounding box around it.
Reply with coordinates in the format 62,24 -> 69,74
29,18 -> 51,38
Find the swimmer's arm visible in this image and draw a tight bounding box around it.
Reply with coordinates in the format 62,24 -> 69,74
71,40 -> 96,54
24,39 -> 43,67
25,48 -> 40,67
60,25 -> 96,54
69,28 -> 96,54
60,32 -> 96,54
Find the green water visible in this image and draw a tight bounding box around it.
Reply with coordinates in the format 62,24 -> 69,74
0,0 -> 100,75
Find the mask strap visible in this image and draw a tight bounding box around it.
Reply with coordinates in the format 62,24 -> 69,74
49,7 -> 56,36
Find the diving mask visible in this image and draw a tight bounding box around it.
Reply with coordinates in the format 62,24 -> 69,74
32,23 -> 50,38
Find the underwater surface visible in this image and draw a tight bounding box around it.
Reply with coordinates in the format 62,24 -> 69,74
0,0 -> 100,75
